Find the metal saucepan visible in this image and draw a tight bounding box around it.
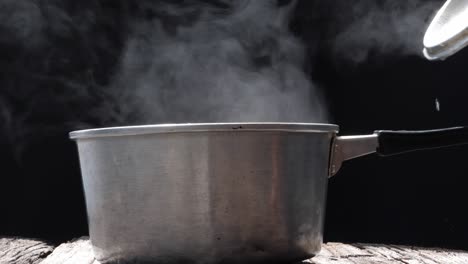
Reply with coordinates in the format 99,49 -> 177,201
69,123 -> 468,264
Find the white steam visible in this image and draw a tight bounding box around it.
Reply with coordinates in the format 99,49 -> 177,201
332,0 -> 442,63
109,0 -> 328,124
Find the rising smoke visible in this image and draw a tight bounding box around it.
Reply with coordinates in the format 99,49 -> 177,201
0,0 -> 442,137
0,0 -> 125,160
331,0 -> 442,63
0,0 -> 444,158
107,0 -> 328,125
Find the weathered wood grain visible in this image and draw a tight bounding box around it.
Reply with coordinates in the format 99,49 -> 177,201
311,242 -> 468,264
2,236 -> 468,264
40,237 -> 98,264
0,237 -> 53,264
40,237 -> 468,264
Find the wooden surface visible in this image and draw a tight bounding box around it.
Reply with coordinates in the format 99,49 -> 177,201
313,243 -> 468,264
0,237 -> 54,264
41,238 -> 98,264
1,237 -> 468,263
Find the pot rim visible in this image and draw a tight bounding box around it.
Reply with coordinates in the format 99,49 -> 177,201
69,122 -> 339,140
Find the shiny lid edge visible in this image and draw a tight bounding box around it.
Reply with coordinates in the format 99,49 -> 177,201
423,30 -> 468,60
69,122 -> 339,140
423,0 -> 468,60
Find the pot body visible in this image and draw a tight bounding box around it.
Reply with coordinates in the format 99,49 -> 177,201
73,124 -> 336,263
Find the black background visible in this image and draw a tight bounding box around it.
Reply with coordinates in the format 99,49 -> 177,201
1,0 -> 467,249
295,0 -> 468,249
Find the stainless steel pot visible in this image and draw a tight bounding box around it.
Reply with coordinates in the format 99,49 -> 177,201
70,123 -> 468,264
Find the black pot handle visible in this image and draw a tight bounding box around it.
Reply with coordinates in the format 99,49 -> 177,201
329,126 -> 468,177
376,126 -> 468,156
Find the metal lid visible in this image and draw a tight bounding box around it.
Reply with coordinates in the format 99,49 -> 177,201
423,0 -> 468,60
69,122 -> 339,140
